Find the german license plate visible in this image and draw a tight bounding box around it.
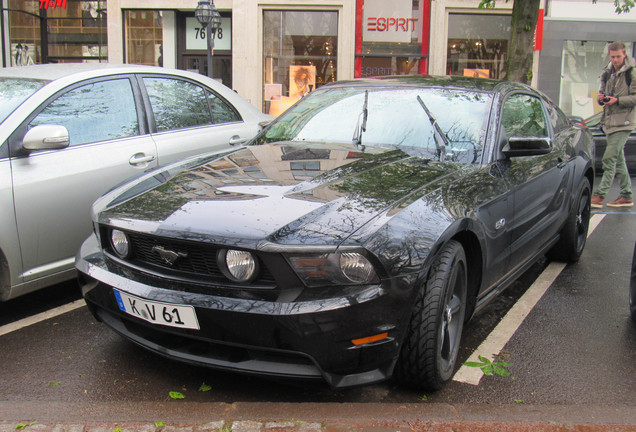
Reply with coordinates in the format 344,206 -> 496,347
113,289 -> 200,330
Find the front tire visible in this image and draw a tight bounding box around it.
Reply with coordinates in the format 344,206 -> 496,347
395,240 -> 468,390
548,177 -> 591,263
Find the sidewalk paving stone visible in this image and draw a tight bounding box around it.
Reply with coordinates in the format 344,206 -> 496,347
2,420 -> 636,432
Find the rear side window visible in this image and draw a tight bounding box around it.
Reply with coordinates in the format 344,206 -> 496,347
546,100 -> 570,132
208,90 -> 240,124
144,77 -> 210,132
144,77 -> 240,132
28,78 -> 139,146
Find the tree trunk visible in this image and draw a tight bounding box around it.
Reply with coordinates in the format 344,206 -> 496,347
506,0 -> 541,84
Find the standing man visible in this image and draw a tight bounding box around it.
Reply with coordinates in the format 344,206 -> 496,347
591,41 -> 635,208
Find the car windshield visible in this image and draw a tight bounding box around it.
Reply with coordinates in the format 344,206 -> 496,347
0,78 -> 49,124
256,86 -> 492,164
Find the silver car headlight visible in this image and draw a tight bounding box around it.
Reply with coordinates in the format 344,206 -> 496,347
287,252 -> 379,287
218,249 -> 258,282
339,252 -> 377,284
110,229 -> 130,259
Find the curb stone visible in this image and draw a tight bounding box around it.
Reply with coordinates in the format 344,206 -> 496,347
0,423 -> 327,432
3,421 -> 636,432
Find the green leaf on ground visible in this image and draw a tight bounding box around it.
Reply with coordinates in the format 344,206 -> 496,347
199,383 -> 212,392
169,391 -> 185,400
463,354 -> 512,377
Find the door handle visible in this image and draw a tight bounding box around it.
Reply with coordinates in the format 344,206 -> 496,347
229,135 -> 248,146
129,153 -> 156,165
557,157 -> 567,169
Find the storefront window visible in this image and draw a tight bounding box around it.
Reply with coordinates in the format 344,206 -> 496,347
446,13 -> 510,80
125,10 -> 163,66
262,10 -> 338,115
8,0 -> 41,66
47,0 -> 107,62
560,41 -> 634,118
180,12 -> 232,87
7,0 -> 107,65
358,0 -> 424,77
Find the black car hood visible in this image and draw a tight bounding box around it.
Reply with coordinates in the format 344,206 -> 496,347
96,143 -> 470,249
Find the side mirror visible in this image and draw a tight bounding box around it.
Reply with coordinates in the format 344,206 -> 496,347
568,115 -> 585,127
258,120 -> 272,130
502,136 -> 552,158
22,124 -> 70,151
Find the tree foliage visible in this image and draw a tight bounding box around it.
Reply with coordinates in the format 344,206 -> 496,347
480,0 -> 634,13
593,0 -> 635,14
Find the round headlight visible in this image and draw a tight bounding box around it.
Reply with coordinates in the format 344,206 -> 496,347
110,229 -> 130,258
222,249 -> 257,282
340,252 -> 376,284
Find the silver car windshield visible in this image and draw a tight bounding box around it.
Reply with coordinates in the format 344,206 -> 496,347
0,78 -> 49,124
257,87 -> 492,164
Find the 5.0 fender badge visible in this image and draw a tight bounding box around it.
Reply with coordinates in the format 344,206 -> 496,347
151,245 -> 188,266
495,218 -> 506,230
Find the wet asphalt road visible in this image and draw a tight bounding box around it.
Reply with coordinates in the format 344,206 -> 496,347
0,184 -> 634,424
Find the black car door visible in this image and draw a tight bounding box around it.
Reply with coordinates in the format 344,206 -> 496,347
498,93 -> 572,271
449,160 -> 514,295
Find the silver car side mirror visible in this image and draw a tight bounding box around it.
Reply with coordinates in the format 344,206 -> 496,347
22,124 -> 70,151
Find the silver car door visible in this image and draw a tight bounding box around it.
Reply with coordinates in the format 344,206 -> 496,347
10,76 -> 158,284
141,76 -> 258,165
0,152 -> 24,300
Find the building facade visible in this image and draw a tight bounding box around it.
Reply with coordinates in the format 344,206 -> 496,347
1,0 -> 108,65
4,0 -> 634,117
3,0 -> 524,112
538,1 -> 636,118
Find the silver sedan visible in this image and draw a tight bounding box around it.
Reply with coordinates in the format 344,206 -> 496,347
0,63 -> 272,301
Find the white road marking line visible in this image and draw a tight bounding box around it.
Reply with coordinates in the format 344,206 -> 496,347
0,299 -> 86,337
453,213 -> 606,385
587,212 -> 605,234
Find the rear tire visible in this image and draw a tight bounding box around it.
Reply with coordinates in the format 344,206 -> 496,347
395,240 -> 467,390
548,177 -> 591,263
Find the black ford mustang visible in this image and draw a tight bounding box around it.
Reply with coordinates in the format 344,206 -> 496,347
76,76 -> 594,390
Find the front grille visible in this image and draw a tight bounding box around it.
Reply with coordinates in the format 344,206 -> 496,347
102,228 -> 276,285
129,232 -> 221,275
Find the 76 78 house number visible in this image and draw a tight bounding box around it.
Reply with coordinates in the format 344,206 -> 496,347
194,26 -> 224,41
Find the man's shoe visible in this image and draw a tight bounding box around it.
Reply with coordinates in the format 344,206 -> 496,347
607,197 -> 634,207
591,194 -> 604,208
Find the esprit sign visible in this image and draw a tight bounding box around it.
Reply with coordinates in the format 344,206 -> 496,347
364,0 -> 416,43
367,17 -> 418,33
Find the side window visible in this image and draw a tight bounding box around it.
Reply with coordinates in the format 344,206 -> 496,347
29,79 -> 139,146
144,77 -> 211,132
207,90 -> 240,124
501,94 -> 549,138
546,101 -> 570,132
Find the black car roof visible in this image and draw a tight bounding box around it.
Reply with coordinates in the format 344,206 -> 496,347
322,75 -> 531,94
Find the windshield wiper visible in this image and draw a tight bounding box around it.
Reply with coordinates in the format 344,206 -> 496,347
417,95 -> 449,161
352,90 -> 368,151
